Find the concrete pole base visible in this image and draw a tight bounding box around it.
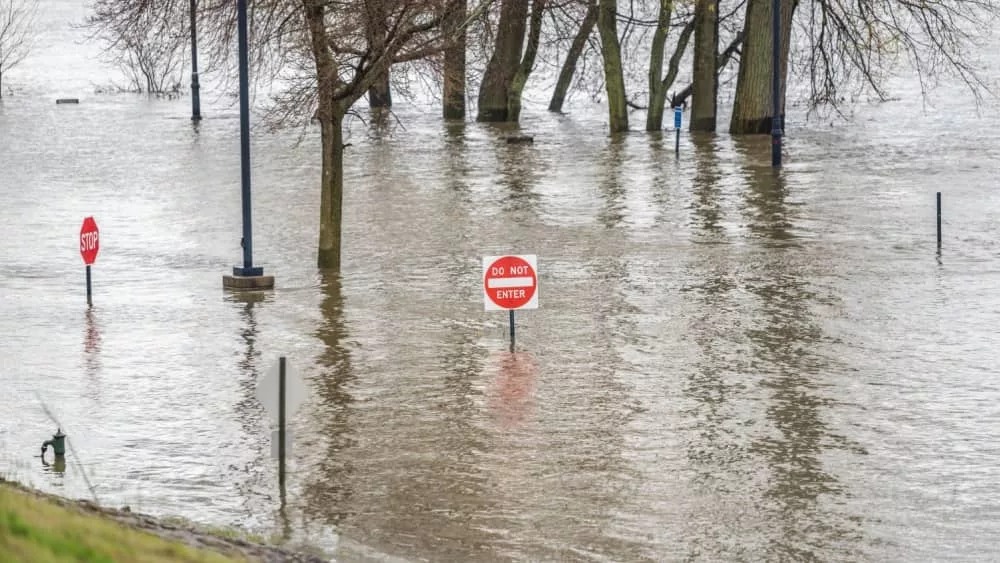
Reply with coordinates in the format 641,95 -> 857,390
223,275 -> 275,290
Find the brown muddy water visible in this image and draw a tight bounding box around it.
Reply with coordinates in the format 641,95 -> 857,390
2,2 -> 1000,561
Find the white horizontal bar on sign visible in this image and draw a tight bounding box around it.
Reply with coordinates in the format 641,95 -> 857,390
487,276 -> 534,289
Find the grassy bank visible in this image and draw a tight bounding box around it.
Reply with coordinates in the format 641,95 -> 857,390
0,480 -> 327,562
0,482 -> 243,562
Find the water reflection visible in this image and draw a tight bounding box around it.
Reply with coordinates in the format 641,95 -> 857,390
733,137 -> 796,244
303,273 -> 356,529
598,136 -> 627,229
734,138 -> 862,559
225,291 -> 273,516
83,307 -> 102,389
486,351 -> 536,430
690,132 -> 725,238
492,124 -> 542,216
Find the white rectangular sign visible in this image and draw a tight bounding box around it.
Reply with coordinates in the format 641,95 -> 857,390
483,255 -> 538,311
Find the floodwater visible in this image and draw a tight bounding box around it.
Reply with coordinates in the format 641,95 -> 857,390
3,2 -> 1000,561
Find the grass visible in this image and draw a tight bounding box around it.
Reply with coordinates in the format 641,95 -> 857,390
0,484 -> 245,563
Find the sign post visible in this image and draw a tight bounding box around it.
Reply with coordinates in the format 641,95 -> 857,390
79,217 -> 100,307
674,106 -> 682,157
256,357 -> 307,500
483,255 -> 538,352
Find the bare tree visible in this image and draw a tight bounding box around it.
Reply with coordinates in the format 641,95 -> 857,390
0,0 -> 39,97
795,0 -> 999,113
87,1 -> 187,94
547,0 -> 597,113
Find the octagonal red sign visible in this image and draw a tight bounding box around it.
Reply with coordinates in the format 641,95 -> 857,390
80,216 -> 100,265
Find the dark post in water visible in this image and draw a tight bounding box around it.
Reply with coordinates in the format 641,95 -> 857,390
509,310 -> 516,352
937,192 -> 942,248
674,106 -> 682,157
85,266 -> 92,307
278,356 -> 287,496
189,0 -> 201,121
771,0 -> 783,168
234,0 -> 262,277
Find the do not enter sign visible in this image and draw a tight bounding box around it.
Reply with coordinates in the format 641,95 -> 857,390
80,216 -> 100,266
483,255 -> 538,311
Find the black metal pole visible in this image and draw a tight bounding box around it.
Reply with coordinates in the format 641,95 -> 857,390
771,0 -> 782,167
278,356 -> 286,496
235,0 -> 261,276
509,310 -> 515,352
190,0 -> 201,121
85,265 -> 92,307
937,192 -> 942,248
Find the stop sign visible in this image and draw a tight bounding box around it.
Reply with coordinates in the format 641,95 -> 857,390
483,255 -> 538,311
80,216 -> 100,265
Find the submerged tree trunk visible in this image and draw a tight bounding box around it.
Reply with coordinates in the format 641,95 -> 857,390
730,0 -> 796,134
645,0 -> 674,131
597,0 -> 628,132
442,0 -> 467,119
367,2 -> 392,108
305,0 -> 346,269
548,0 -> 597,112
477,0 -> 529,122
368,72 -> 392,108
690,0 -> 719,131
507,0 -> 546,121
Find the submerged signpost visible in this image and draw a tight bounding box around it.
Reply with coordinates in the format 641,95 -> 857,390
79,217 -> 99,307
256,357 -> 307,499
674,106 -> 682,156
483,255 -> 539,352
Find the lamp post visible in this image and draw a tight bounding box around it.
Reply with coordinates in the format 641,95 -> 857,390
771,0 -> 782,167
190,0 -> 201,121
224,0 -> 274,289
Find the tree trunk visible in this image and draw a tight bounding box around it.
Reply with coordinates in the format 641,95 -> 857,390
597,0 -> 628,132
645,0 -> 674,131
729,0 -> 796,134
548,0 -> 597,113
317,113 -> 345,269
367,1 -> 392,108
304,0 -> 345,270
368,72 -> 392,108
508,0 -> 546,122
476,0 -> 529,122
690,0 -> 719,131
442,0 -> 467,120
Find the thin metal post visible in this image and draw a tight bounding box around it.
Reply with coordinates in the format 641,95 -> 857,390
675,128 -> 680,157
771,0 -> 782,167
190,0 -> 201,121
278,356 -> 286,495
509,310 -> 516,352
937,192 -> 942,248
85,265 -> 92,307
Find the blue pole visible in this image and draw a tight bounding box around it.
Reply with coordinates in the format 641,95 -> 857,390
674,107 -> 681,157
235,0 -> 262,277
771,0 -> 782,167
